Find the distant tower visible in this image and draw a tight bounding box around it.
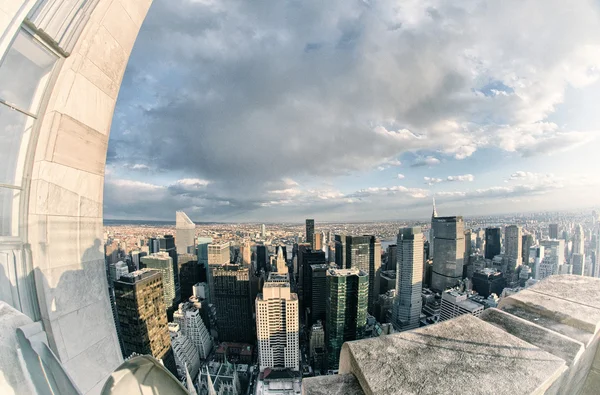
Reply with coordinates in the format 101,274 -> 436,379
572,253 -> 585,276
276,246 -> 287,274
522,234 -> 534,265
256,273 -> 299,372
176,211 -> 196,254
393,227 -> 424,332
505,225 -> 523,270
313,232 -> 323,251
573,224 -> 584,256
306,219 -> 315,246
346,235 -> 380,313
484,228 -> 502,260
430,198 -> 438,256
141,252 -> 177,309
431,216 -> 465,292
114,269 -> 177,375
549,224 -> 559,239
261,224 -> 266,238
325,268 -> 368,370
240,240 -> 252,265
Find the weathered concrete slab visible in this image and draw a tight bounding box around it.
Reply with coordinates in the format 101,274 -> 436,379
480,308 -> 584,366
527,275 -> 600,310
339,314 -> 566,395
302,374 -> 365,395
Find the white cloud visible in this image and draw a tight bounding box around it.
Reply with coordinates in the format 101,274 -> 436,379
412,157 -> 441,167
397,173 -> 405,179
424,176 -> 443,185
131,164 -> 150,170
447,174 -> 475,182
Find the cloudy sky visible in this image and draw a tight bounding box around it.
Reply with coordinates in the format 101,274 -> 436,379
105,0 -> 600,222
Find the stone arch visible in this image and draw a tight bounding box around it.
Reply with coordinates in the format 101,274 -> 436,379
1,0 -> 153,393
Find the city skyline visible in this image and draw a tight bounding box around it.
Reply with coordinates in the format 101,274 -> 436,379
104,0 -> 600,222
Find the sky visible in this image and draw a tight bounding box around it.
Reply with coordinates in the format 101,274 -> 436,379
105,0 -> 600,222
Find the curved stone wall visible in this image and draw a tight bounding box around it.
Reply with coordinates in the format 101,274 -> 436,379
12,0 -> 152,393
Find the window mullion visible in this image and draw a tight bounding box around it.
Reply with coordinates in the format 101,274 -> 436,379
0,98 -> 38,119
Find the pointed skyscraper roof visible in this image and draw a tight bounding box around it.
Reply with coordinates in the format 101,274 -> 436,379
185,363 -> 198,395
206,366 -> 217,395
432,197 -> 438,218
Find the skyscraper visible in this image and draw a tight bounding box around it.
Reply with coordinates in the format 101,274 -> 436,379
505,225 -> 523,271
176,211 -> 196,254
173,302 -> 213,360
472,269 -> 505,298
368,235 -> 382,313
308,263 -> 329,326
386,244 -> 397,272
572,253 -> 585,276
306,219 -> 315,247
549,224 -> 559,239
538,239 -> 565,280
256,273 -> 299,372
168,323 -> 201,380
573,224 -> 585,256
431,216 -> 465,292
149,235 -> 181,304
212,264 -> 254,343
325,268 -> 368,370
240,240 -> 252,265
114,269 -> 177,375
392,227 -> 424,332
178,253 -> 200,301
345,236 -> 372,305
484,228 -> 501,260
140,252 -> 177,309
256,245 -> 269,273
314,232 -> 323,251
275,245 -> 287,274
300,248 -> 326,314
439,289 -> 483,321
334,234 -> 347,269
208,242 -> 231,265
522,234 -> 534,265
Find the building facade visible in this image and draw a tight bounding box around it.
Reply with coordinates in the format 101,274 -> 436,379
114,269 -> 177,375
505,225 -> 523,270
176,211 -> 196,255
485,228 -> 502,260
325,268 -> 368,370
431,217 -> 466,292
439,289 -> 484,321
140,252 -> 177,309
256,273 -> 299,372
392,227 -> 424,332
306,219 -> 315,247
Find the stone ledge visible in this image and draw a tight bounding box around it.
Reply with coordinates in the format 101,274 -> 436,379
480,308 -> 584,366
339,314 -> 566,395
302,374 -> 365,395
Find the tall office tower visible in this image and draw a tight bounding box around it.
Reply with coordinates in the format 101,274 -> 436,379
176,211 -> 196,255
159,235 -> 180,303
325,268 -> 368,370
239,240 -> 251,266
327,242 -> 336,263
178,253 -> 200,301
314,232 -> 323,251
430,198 -> 438,256
256,273 -> 299,372
464,230 -> 472,264
131,250 -> 147,271
275,246 -> 287,274
173,302 -> 213,359
261,224 -> 266,238
392,227 -> 424,332
573,224 -> 585,256
140,252 -> 177,309
484,228 -> 502,260
431,217 -> 465,292
212,264 -> 254,343
300,249 -> 327,314
386,244 -> 397,271
114,269 -> 177,375
572,253 -> 586,276
334,234 -> 347,269
256,245 -> 269,274
308,263 -> 329,326
306,219 -> 315,246
208,242 -> 231,266
345,236 -> 372,307
549,224 -> 559,239
472,269 -> 506,298
168,323 -> 201,380
367,236 -> 382,313
505,225 -> 523,271
531,246 -> 545,279
439,289 -> 483,321
309,321 -> 326,374
522,234 -> 534,265
538,239 -> 566,280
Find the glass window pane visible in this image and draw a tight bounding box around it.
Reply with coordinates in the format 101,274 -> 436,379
0,105 -> 33,186
0,30 -> 57,115
0,187 -> 21,237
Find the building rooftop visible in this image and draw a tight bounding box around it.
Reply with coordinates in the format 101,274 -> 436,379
117,268 -> 159,283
